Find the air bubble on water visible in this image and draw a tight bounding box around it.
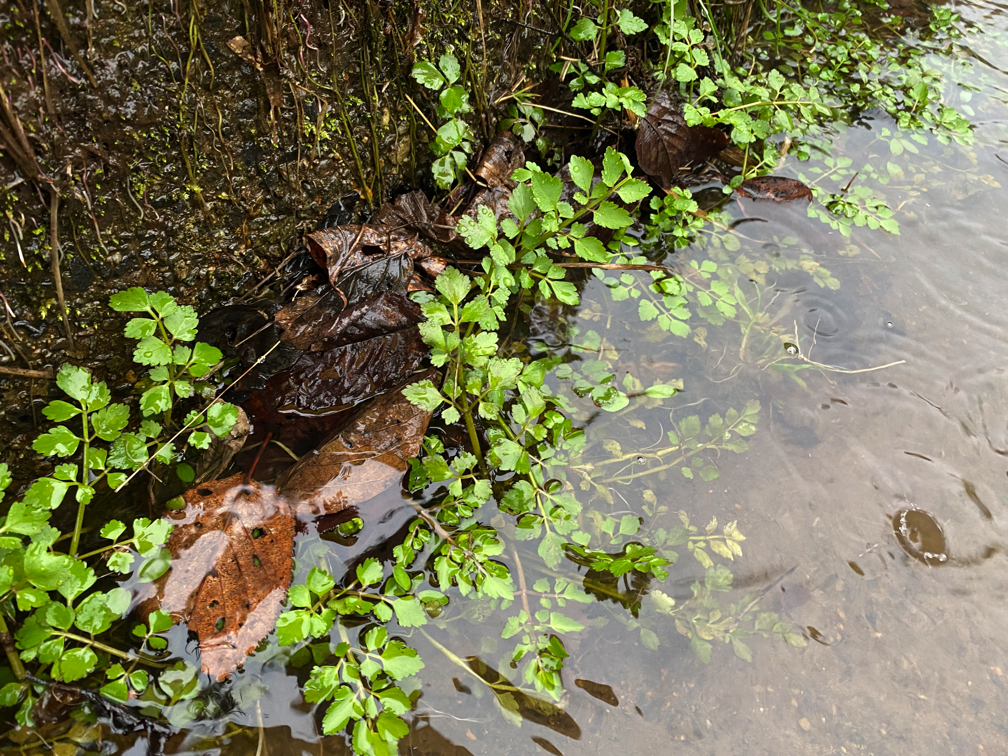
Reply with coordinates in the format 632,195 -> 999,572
784,342 -> 799,355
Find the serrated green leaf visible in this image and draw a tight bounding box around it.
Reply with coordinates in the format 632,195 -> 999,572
42,401 -> 80,422
140,385 -> 171,417
91,403 -> 130,441
357,558 -> 383,587
531,172 -> 563,212
32,424 -> 79,458
593,201 -> 632,229
124,318 -> 157,339
163,305 -> 198,341
412,60 -> 446,90
392,597 -> 427,628
569,16 -> 598,41
56,647 -> 98,682
109,287 -> 150,312
601,148 -> 625,187
134,337 -> 172,367
439,53 -> 460,84
100,520 -> 126,540
380,640 -> 424,680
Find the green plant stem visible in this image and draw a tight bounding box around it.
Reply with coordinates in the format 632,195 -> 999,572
599,0 -> 609,59
0,613 -> 25,680
462,406 -> 485,468
53,630 -> 164,666
69,409 -> 92,557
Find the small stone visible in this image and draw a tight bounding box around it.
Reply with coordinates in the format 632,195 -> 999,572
799,717 -> 811,731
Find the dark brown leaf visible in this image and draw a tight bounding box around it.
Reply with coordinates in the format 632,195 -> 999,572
635,91 -> 690,191
687,125 -> 728,165
306,225 -> 431,306
144,474 -> 294,681
372,190 -> 462,251
278,374 -> 436,515
275,290 -> 422,352
268,293 -> 428,414
636,92 -> 728,190
736,176 -> 813,202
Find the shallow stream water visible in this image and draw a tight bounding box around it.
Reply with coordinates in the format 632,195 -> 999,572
6,1 -> 1008,755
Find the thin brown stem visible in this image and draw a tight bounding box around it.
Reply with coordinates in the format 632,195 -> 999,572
48,191 -> 75,356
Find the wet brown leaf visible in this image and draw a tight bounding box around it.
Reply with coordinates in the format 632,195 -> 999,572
636,91 -> 728,190
736,176 -> 813,202
688,124 -> 729,165
144,474 -> 294,681
278,375 -> 435,515
474,130 -> 524,188
268,292 -> 428,414
635,91 -> 689,191
306,225 -> 431,306
373,190 -> 462,251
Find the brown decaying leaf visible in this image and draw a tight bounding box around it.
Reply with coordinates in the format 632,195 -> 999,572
688,124 -> 729,166
275,290 -> 422,352
268,292 -> 428,414
278,374 -> 436,516
736,176 -> 813,203
144,474 -> 294,681
306,225 -> 431,306
373,190 -> 463,252
635,91 -> 727,190
635,91 -> 689,191
474,130 -> 524,188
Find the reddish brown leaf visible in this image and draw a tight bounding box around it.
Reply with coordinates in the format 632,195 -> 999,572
278,374 -> 436,516
635,91 -> 690,191
306,225 -> 431,306
736,176 -> 813,203
687,125 -> 728,166
267,292 -> 428,414
144,474 -> 294,681
636,91 -> 728,190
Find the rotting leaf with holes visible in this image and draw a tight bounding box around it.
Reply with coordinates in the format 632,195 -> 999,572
266,291 -> 429,415
278,372 -> 437,518
140,473 -> 294,681
736,176 -> 813,203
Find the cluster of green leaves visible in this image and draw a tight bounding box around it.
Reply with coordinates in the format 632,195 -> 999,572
109,287 -> 238,468
385,145 -> 801,716
0,288 -> 245,726
546,2 -> 648,120
571,401 -> 760,498
274,559 -> 439,754
0,461 -> 175,723
411,53 -> 473,190
303,623 -> 424,755
765,0 -> 973,146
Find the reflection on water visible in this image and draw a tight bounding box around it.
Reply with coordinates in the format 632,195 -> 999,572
95,2 -> 1008,753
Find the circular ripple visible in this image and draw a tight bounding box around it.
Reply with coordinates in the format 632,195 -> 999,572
893,508 -> 949,566
799,289 -> 851,340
